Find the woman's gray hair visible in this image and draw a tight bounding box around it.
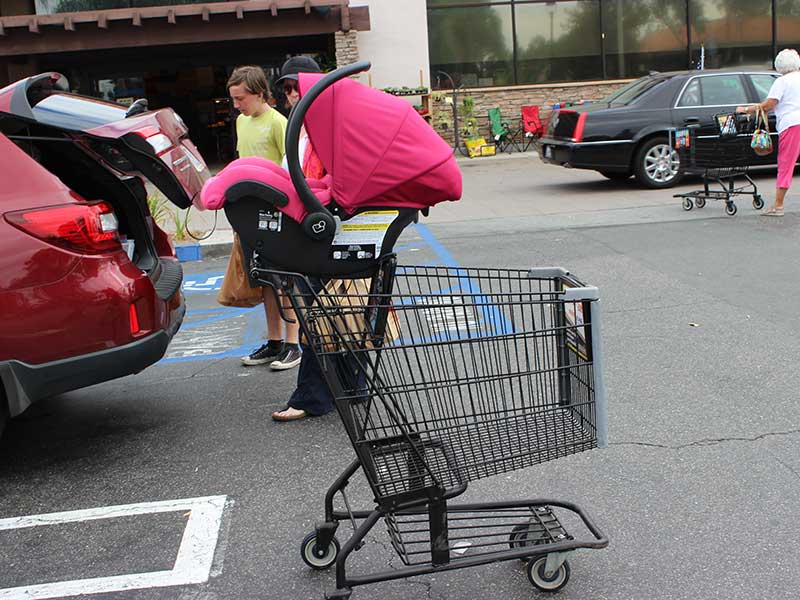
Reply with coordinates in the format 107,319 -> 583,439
775,49 -> 800,75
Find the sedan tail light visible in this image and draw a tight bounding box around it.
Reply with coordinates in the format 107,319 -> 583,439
6,201 -> 121,255
573,113 -> 588,142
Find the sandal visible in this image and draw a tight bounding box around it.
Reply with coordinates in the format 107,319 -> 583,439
764,206 -> 784,217
271,406 -> 309,421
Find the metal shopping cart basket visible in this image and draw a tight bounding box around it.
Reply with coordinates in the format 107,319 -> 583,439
672,112 -> 764,216
207,62 -> 608,599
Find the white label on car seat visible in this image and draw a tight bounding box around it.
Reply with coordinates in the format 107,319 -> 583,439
331,210 -> 398,258
258,210 -> 282,232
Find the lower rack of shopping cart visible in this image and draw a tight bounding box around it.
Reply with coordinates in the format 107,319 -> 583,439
300,464 -> 608,599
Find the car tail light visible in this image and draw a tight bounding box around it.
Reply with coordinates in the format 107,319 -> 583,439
6,201 -> 121,255
573,113 -> 587,142
134,126 -> 172,155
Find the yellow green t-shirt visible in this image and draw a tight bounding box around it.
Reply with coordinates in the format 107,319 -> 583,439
235,109 -> 287,165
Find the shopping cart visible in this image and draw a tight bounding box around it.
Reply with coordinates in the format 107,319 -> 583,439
264,262 -> 609,599
205,61 -> 608,599
672,112 -> 764,216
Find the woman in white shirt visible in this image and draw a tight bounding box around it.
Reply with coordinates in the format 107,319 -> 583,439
737,49 -> 800,216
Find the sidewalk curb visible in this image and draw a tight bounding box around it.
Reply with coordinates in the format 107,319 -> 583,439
199,241 -> 235,259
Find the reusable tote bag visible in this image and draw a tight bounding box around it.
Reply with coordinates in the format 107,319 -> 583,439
751,108 -> 773,157
217,234 -> 263,308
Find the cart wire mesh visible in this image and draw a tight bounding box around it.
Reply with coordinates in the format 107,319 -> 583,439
673,112 -> 759,176
283,265 -> 602,507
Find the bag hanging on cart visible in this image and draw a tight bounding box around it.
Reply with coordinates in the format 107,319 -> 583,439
217,234 -> 263,308
313,278 -> 400,351
751,108 -> 773,156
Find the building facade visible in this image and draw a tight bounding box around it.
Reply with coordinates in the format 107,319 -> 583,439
3,0 -> 799,156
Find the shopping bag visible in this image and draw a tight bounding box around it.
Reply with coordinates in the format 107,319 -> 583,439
216,234 -> 263,308
751,108 -> 773,157
314,278 -> 400,351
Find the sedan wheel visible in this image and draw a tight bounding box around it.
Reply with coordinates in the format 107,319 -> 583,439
634,137 -> 683,189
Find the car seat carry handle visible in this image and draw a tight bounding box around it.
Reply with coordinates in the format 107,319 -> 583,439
285,60 -> 371,241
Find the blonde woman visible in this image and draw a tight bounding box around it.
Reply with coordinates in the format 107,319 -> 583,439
737,49 -> 800,216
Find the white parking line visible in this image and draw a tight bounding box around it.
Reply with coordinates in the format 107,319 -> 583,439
0,495 -> 227,600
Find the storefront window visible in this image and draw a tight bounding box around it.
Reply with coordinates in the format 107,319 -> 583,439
428,5 -> 514,88
689,0 -> 772,69
602,0 -> 687,79
776,0 -> 800,48
515,0 -> 602,84
96,76 -> 145,106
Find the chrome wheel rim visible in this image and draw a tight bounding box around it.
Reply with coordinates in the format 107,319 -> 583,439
644,143 -> 680,184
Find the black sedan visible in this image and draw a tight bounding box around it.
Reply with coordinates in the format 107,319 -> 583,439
538,69 -> 778,188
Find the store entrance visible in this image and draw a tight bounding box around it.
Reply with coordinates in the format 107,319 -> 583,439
37,35 -> 331,166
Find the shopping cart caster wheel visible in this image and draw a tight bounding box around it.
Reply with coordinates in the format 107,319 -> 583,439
725,202 -> 738,216
753,195 -> 764,210
682,198 -> 693,211
509,524 -> 545,562
301,531 -> 340,570
695,197 -> 706,209
526,556 -> 571,592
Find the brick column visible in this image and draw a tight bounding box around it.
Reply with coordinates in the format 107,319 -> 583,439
335,30 -> 359,67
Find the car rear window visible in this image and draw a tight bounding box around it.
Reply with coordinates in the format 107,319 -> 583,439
603,77 -> 666,106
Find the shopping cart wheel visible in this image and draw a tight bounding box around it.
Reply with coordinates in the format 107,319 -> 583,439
695,197 -> 706,209
509,524 -> 546,562
753,195 -> 764,210
725,202 -> 738,216
526,556 -> 571,592
682,198 -> 693,211
301,531 -> 341,570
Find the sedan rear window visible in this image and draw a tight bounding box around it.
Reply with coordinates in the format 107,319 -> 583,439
677,74 -> 749,107
602,77 -> 666,106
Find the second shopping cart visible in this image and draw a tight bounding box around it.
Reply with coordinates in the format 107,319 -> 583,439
673,112 -> 765,216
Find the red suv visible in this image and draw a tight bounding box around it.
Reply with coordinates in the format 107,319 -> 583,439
0,73 -> 210,434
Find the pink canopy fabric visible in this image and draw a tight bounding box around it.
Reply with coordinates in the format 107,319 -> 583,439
299,73 -> 462,212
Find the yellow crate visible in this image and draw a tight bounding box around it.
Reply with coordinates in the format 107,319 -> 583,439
465,138 -> 496,158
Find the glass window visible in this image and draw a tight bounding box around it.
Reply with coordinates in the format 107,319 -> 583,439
750,74 -> 778,99
428,5 -> 514,88
776,0 -> 800,47
514,0 -> 602,84
689,0 -> 772,69
602,0 -> 687,79
604,76 -> 667,105
677,78 -> 702,106
679,74 -> 748,106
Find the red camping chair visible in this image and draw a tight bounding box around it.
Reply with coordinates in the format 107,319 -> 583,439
521,105 -> 544,151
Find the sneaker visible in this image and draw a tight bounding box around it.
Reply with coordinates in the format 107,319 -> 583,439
270,346 -> 302,371
241,342 -> 283,366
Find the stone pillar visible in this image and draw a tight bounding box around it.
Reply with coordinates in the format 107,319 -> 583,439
335,30 -> 359,67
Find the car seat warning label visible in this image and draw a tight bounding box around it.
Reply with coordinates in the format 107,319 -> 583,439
331,210 -> 398,260
258,210 -> 282,232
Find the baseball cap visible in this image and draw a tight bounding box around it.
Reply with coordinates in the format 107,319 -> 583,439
277,56 -> 322,84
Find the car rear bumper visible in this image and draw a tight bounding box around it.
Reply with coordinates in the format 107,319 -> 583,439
538,139 -> 633,171
0,302 -> 185,418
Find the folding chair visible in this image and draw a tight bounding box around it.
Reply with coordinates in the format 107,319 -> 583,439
520,105 -> 544,152
488,107 -> 521,153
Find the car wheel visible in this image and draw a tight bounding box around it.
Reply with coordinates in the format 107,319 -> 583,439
634,136 -> 683,189
599,171 -> 632,181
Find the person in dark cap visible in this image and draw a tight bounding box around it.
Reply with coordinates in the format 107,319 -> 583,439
271,55 -> 331,422
276,56 -> 324,179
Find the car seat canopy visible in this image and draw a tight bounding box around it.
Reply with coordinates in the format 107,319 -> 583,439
299,73 -> 462,213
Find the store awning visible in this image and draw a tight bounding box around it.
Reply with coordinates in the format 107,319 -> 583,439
0,0 -> 368,57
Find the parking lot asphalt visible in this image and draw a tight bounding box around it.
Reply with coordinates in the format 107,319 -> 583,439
2,156 -> 800,600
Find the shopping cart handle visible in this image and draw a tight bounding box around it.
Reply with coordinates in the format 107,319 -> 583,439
285,60 -> 372,241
